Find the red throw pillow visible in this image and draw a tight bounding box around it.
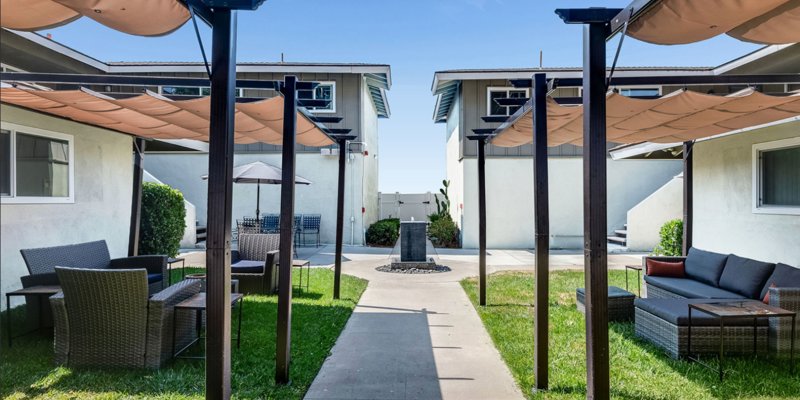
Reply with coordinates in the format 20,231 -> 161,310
646,259 -> 686,278
763,283 -> 777,304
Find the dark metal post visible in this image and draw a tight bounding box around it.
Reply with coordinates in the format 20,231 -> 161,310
276,75 -> 298,384
128,138 -> 146,256
582,21 -> 611,400
205,9 -> 237,400
532,73 -> 550,391
477,138 -> 487,306
682,141 -> 693,256
256,179 -> 261,219
333,138 -> 347,299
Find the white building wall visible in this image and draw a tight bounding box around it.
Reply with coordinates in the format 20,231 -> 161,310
693,121 -> 800,265
360,78 -> 380,241
626,175 -> 684,251
1,105 -> 133,308
445,124 -> 465,233
144,152 -> 368,246
459,157 -> 682,249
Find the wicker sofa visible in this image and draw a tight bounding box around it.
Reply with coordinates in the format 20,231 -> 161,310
50,267 -> 201,368
635,247 -> 800,358
231,233 -> 280,294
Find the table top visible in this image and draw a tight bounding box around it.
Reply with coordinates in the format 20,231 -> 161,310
167,257 -> 185,263
175,293 -> 244,310
293,259 -> 310,267
625,264 -> 643,271
7,285 -> 61,296
689,300 -> 796,318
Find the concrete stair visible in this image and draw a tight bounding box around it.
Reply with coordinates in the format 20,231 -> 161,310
607,224 -> 627,247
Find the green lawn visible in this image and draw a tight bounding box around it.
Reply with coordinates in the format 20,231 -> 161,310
1,267 -> 367,400
461,271 -> 800,400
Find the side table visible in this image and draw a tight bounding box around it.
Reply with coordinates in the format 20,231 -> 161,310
167,257 -> 186,280
625,264 -> 642,297
172,292 -> 244,359
293,259 -> 311,292
5,285 -> 61,346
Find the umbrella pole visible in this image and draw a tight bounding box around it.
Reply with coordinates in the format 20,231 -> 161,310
256,179 -> 261,219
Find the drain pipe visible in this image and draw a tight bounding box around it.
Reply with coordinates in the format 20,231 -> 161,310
347,141 -> 367,246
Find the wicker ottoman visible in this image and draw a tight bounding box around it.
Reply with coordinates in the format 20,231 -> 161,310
576,286 -> 635,322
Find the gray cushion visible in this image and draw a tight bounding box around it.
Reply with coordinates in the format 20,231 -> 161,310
684,248 -> 728,287
231,260 -> 264,274
718,255 -> 775,299
635,298 -> 769,327
760,263 -> 800,299
644,275 -> 745,299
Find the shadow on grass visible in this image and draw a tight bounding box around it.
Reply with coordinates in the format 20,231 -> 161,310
1,269 -> 367,400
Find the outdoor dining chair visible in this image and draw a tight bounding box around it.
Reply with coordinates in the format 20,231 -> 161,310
261,214 -> 280,233
301,214 -> 322,247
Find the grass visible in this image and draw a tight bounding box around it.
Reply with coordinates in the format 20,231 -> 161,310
461,270 -> 800,400
1,267 -> 367,400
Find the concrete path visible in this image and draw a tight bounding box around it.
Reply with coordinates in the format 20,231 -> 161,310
304,258 -> 525,400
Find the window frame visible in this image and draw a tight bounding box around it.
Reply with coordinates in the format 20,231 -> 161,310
486,87 -> 530,117
751,136 -> 800,215
299,81 -> 336,114
0,122 -> 75,204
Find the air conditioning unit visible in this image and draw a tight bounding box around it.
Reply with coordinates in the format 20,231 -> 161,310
320,148 -> 339,157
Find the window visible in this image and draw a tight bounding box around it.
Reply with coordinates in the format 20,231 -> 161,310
298,81 -> 335,113
159,86 -> 243,97
752,137 -> 800,215
610,86 -> 661,97
0,123 -> 74,203
487,87 -> 529,117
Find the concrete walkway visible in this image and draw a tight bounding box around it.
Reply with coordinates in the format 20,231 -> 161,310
304,258 -> 525,400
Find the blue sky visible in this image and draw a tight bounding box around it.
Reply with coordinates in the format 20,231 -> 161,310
42,0 -> 759,193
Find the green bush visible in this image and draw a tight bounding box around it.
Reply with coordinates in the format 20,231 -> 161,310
653,218 -> 683,256
139,182 -> 186,257
365,218 -> 400,247
428,214 -> 460,248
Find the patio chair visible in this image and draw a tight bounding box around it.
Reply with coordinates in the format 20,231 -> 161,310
261,214 -> 280,233
232,233 -> 280,294
50,267 -> 201,369
294,214 -> 303,244
301,214 -> 322,247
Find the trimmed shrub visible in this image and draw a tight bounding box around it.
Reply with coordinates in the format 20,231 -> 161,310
653,218 -> 683,256
139,182 -> 186,257
366,218 -> 400,247
428,215 -> 460,248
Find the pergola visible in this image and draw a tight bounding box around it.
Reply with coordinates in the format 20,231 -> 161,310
0,1 -> 356,398
467,1 -> 800,398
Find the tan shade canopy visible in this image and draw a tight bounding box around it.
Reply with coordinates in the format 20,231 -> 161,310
625,0 -> 800,45
0,86 -> 334,147
491,89 -> 800,147
0,0 -> 190,36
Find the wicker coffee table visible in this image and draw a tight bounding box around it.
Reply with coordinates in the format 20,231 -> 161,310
576,286 -> 636,322
688,300 -> 796,381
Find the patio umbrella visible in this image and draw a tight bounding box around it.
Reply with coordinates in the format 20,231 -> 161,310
202,161 -> 311,218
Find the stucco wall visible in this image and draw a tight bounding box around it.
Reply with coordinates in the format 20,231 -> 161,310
1,105 -> 133,308
693,121 -> 800,265
459,157 -> 682,249
144,152 -> 368,246
445,121 -> 465,235
626,175 -> 683,251
360,77 -> 380,238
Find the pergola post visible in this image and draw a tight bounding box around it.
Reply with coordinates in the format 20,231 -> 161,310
205,8 -> 237,400
532,72 -> 550,391
581,19 -> 612,400
682,140 -> 694,256
128,137 -> 146,257
276,75 -> 298,384
333,135 -> 353,299
477,137 -> 487,306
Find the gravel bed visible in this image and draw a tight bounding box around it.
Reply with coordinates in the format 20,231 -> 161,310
375,264 -> 451,274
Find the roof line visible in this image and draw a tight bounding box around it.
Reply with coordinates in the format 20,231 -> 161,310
713,43 -> 796,75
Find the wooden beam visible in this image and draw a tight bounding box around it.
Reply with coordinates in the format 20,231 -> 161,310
276,75 -> 298,384
477,138 -> 487,306
682,140 -> 694,256
333,137 -> 347,299
532,72 -> 550,391
582,20 -> 611,400
205,9 -> 237,400
128,138 -> 146,257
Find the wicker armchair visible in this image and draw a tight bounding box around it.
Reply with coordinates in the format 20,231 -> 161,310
232,233 -> 280,294
51,267 -> 201,369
